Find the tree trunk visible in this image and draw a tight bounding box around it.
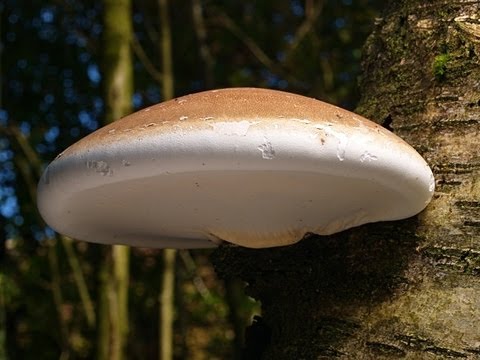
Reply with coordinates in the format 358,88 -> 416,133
212,0 -> 480,359
159,249 -> 176,360
158,1 -> 176,359
97,0 -> 133,359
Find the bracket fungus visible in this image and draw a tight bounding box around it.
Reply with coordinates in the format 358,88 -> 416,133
37,88 -> 435,249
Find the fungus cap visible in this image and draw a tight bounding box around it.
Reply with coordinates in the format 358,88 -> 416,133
37,88 -> 435,249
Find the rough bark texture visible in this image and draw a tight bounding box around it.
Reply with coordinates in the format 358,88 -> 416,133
212,0 -> 480,359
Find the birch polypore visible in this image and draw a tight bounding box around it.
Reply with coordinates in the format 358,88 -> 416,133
37,88 -> 434,248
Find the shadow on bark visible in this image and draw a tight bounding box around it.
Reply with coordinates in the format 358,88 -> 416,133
212,218 -> 421,359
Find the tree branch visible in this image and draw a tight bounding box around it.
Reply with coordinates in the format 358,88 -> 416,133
216,11 -> 279,72
192,0 -> 215,88
212,9 -> 300,86
284,0 -> 324,62
179,250 -> 212,301
47,238 -> 71,358
131,35 -> 164,85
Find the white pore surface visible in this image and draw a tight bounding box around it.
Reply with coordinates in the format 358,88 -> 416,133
37,119 -> 435,248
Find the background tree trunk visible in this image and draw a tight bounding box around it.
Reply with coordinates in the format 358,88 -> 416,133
157,1 -> 176,360
212,0 -> 480,358
97,0 -> 133,359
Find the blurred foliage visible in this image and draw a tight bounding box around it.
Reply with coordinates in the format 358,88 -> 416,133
0,0 -> 382,358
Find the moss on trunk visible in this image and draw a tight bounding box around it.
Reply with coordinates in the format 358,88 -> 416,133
212,0 -> 480,358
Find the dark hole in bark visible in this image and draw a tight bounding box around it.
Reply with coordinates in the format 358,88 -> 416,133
242,315 -> 271,360
383,114 -> 394,131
